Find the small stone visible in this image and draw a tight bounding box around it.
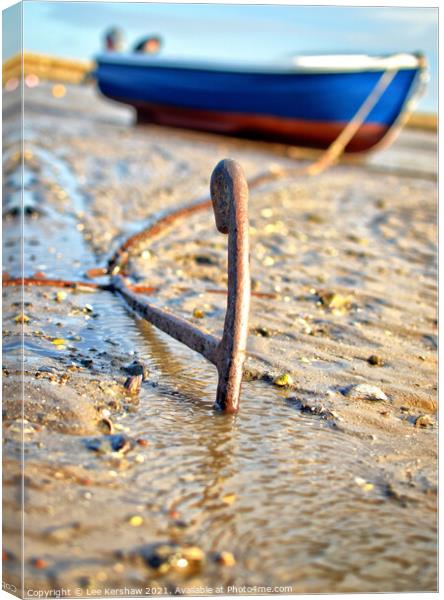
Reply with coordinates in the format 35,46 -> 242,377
14,313 -> 30,324
124,374 -> 142,395
274,373 -> 293,387
214,551 -> 236,566
140,543 -> 177,569
84,433 -> 132,455
79,477 -> 93,486
354,477 -> 374,491
193,308 -> 205,319
414,415 -> 433,428
222,493 -> 236,505
55,291 -> 67,302
124,360 -> 149,381
136,438 -> 149,447
36,366 -> 55,374
137,543 -> 204,574
194,254 -> 218,265
305,213 -> 324,224
254,326 -> 271,337
317,290 -> 353,310
368,355 -> 384,366
182,546 -> 204,562
32,558 -> 48,569
345,384 -> 388,402
128,515 -> 144,527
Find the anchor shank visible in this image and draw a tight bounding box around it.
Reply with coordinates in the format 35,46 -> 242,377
211,160 -> 250,412
112,275 -> 220,365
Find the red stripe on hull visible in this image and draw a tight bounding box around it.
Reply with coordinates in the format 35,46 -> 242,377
121,98 -> 388,152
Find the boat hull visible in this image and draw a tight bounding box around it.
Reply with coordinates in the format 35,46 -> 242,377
95,55 -> 423,152
130,98 -> 387,151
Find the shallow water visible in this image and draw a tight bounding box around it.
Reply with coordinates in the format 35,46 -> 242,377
2,83 -> 437,594
6,293 -> 437,592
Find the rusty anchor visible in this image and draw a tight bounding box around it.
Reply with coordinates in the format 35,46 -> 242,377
112,159 -> 250,413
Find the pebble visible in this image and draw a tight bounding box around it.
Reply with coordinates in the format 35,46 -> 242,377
254,326 -> 271,337
84,433 -> 133,455
124,374 -> 142,395
316,290 -> 353,311
137,543 -> 204,574
290,398 -> 336,420
367,355 -> 384,366
51,338 -> 67,346
414,415 -> 433,428
354,477 -> 374,491
14,313 -> 30,324
32,558 -> 48,569
222,493 -> 236,505
124,360 -> 149,381
136,438 -> 149,447
214,551 -> 236,567
193,308 -> 205,318
305,212 -> 324,224
128,515 -> 144,527
182,546 -> 204,562
274,373 -> 293,387
345,384 -> 388,402
194,254 -> 218,265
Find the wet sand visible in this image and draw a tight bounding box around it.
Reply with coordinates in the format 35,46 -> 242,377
2,83 -> 437,595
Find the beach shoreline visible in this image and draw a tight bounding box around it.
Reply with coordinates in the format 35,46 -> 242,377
2,82 -> 437,594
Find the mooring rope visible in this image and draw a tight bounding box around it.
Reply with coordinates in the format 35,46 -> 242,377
106,68 -> 398,275
9,68 -> 401,410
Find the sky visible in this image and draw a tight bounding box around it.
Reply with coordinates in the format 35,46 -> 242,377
2,1 -> 438,111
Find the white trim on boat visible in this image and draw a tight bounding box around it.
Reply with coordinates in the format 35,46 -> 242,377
290,53 -> 420,72
95,52 -> 422,74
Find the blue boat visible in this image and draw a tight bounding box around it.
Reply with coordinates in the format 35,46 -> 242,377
95,52 -> 427,152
